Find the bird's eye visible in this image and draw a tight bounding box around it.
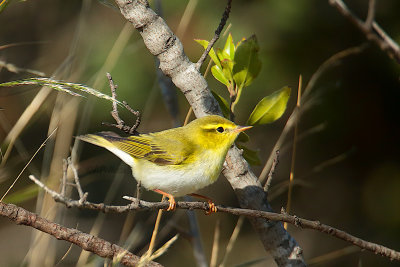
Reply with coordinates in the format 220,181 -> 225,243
216,126 -> 224,133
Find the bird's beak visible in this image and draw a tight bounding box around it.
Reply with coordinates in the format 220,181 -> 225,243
234,125 -> 253,133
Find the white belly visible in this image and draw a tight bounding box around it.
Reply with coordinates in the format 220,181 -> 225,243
132,151 -> 224,196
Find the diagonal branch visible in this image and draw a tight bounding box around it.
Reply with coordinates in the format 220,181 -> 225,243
113,0 -> 304,265
0,202 -> 163,267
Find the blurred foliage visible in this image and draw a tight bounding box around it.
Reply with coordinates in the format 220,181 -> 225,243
1,0 -> 400,267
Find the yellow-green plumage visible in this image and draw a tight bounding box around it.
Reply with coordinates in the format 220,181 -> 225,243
77,115 -> 251,197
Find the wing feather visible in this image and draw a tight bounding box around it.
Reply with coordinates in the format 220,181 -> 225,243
85,131 -> 192,166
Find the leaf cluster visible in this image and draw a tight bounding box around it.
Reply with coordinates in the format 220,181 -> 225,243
197,34 -> 291,164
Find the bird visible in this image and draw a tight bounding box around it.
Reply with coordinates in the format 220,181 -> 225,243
77,115 -> 252,213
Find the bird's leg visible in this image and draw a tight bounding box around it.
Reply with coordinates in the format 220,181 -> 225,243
153,189 -> 176,211
189,193 -> 217,215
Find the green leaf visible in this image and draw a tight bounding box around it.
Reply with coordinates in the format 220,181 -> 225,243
211,65 -> 230,87
237,144 -> 261,166
195,39 -> 221,68
223,33 -> 235,61
216,48 -> 225,62
232,35 -> 262,89
211,90 -> 230,118
247,86 -> 291,125
220,58 -> 234,83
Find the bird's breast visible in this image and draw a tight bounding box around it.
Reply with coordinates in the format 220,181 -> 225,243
131,150 -> 225,196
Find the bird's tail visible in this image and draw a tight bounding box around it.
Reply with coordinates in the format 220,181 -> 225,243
76,132 -> 135,167
76,132 -> 115,149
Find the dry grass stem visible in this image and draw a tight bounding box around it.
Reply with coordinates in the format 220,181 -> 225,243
218,216 -> 245,267
284,75 -> 302,229
210,219 -> 220,267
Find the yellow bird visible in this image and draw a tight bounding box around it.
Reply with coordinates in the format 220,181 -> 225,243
77,115 -> 252,212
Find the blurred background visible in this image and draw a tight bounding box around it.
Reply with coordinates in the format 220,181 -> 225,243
0,0 -> 399,266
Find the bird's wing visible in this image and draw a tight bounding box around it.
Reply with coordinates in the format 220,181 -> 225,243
85,131 -> 192,166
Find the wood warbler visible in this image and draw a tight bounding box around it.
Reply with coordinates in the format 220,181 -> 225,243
77,115 -> 252,212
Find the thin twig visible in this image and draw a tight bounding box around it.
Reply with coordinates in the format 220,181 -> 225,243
103,73 -> 141,135
68,157 -> 85,200
28,174 -> 400,262
329,0 -> 400,63
136,180 -> 141,200
195,0 -> 232,70
60,159 -> 68,196
264,150 -> 280,192
365,0 -> 376,29
108,72 -> 125,126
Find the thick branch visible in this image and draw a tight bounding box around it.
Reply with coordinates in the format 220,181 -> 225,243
113,1 -> 304,265
0,202 -> 163,267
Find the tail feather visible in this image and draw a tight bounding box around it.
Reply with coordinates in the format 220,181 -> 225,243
76,132 -> 135,167
76,132 -> 118,149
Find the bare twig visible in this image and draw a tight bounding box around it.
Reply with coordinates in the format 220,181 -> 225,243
365,0 -> 376,29
103,73 -> 141,135
264,150 -> 280,192
195,0 -> 232,70
28,174 -> 400,262
136,180 -> 141,200
67,157 -> 85,200
60,159 -> 68,196
0,202 -> 163,267
329,0 -> 400,63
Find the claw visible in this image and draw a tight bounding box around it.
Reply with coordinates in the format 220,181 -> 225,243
189,193 -> 217,215
166,195 -> 176,211
205,200 -> 217,215
153,189 -> 176,211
